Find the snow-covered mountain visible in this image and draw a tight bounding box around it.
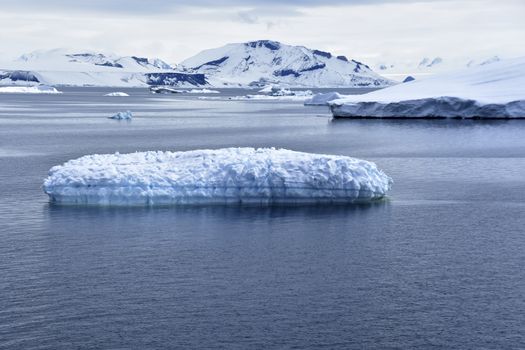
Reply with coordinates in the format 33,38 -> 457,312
376,56 -> 502,82
0,49 -> 207,87
16,49 -> 174,72
179,40 -> 393,88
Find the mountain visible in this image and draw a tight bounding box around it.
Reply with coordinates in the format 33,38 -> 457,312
376,56 -> 502,82
0,49 -> 207,87
16,49 -> 175,71
179,40 -> 393,87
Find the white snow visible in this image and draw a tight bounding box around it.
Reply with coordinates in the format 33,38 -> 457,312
108,111 -> 132,120
304,92 -> 344,106
42,148 -> 392,205
180,40 -> 393,88
104,92 -> 130,97
331,57 -> 525,118
0,85 -> 61,94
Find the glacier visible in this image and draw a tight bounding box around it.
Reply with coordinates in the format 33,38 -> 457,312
0,85 -> 61,94
42,148 -> 392,206
331,57 -> 525,118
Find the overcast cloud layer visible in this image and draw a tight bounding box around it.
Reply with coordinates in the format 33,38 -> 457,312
0,0 -> 523,66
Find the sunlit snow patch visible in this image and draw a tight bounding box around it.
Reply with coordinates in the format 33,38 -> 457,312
0,85 -> 61,94
43,148 -> 392,206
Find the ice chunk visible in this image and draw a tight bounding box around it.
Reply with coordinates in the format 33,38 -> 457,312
149,86 -> 184,94
108,111 -> 132,120
187,89 -> 220,94
0,85 -> 61,94
104,92 -> 130,96
304,92 -> 344,106
331,57 -> 525,118
229,88 -> 313,101
42,148 -> 392,206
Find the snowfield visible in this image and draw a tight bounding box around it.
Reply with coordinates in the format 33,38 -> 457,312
0,85 -> 61,94
331,57 -> 525,118
43,148 -> 392,205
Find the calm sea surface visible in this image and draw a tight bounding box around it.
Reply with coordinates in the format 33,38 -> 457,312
1,87 -> 525,349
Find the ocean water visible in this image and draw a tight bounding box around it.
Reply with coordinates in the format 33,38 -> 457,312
1,87 -> 525,349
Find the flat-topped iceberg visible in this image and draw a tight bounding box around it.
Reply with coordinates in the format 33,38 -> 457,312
331,57 -> 525,118
43,148 -> 392,205
0,85 -> 61,94
104,92 -> 130,97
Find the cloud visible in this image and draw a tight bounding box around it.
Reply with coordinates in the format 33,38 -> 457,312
0,0 -> 474,15
0,0 -> 522,67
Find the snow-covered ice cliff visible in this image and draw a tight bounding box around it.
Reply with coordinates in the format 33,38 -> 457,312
331,57 -> 525,118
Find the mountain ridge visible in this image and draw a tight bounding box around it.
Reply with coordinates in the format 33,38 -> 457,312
179,40 -> 393,88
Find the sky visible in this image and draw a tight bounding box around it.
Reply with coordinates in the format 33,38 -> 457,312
0,0 -> 523,66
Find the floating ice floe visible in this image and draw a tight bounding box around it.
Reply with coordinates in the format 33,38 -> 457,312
229,88 -> 313,101
304,92 -> 344,106
330,57 -> 525,118
0,85 -> 62,94
108,111 -> 132,120
187,88 -> 220,94
104,92 -> 130,97
42,147 -> 392,206
149,86 -> 184,94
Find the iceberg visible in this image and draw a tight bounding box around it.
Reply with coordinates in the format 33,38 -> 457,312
149,86 -> 184,94
229,88 -> 313,101
187,89 -> 220,94
0,85 -> 61,94
42,148 -> 392,206
104,92 -> 130,97
108,111 -> 132,120
331,57 -> 525,118
304,92 -> 344,106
